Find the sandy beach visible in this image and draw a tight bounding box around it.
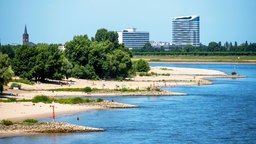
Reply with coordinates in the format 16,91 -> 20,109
1,66 -> 238,123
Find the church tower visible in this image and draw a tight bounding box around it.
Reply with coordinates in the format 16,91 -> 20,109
23,25 -> 29,45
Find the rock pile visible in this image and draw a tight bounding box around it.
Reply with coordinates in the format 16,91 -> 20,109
0,122 -> 104,135
87,100 -> 138,108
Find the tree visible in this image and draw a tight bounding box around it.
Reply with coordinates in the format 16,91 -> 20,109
135,59 -> 150,72
12,44 -> 64,81
0,45 -> 16,59
208,42 -> 220,52
65,35 -> 91,65
12,45 -> 37,79
95,28 -> 108,42
0,53 -> 14,93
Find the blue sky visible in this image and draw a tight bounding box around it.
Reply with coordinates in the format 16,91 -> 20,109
0,0 -> 255,45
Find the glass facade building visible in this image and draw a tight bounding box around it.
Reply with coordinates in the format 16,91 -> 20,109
172,15 -> 200,47
118,28 -> 149,49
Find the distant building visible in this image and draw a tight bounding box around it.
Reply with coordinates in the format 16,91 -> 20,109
22,25 -> 36,46
118,28 -> 149,49
58,45 -> 65,51
23,25 -> 29,45
172,15 -> 200,47
150,41 -> 175,49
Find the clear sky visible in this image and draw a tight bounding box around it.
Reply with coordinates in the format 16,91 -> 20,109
0,0 -> 255,45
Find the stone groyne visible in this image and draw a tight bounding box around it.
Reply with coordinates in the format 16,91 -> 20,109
87,100 -> 139,108
0,122 -> 104,137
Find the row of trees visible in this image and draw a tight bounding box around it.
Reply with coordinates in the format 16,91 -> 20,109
132,41 -> 256,55
0,28 -> 150,92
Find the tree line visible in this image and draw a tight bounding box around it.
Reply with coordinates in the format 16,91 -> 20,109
0,28 -> 150,93
132,41 -> 256,56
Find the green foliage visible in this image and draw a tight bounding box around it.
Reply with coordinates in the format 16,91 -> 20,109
0,45 -> 16,59
231,72 -> 237,75
65,29 -> 132,80
83,87 -> 92,92
96,98 -> 104,102
11,79 -> 34,85
12,44 -> 64,81
55,97 -> 99,104
0,52 -> 14,93
10,83 -> 21,89
7,98 -> 17,102
1,119 -> 14,126
132,41 -> 256,56
32,95 -> 51,103
71,97 -> 84,104
22,119 -> 38,123
135,59 -> 150,72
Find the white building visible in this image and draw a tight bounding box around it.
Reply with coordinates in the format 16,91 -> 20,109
172,15 -> 200,47
118,28 -> 149,49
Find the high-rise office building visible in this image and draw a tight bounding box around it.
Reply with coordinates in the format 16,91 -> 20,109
172,15 -> 200,47
118,28 -> 149,49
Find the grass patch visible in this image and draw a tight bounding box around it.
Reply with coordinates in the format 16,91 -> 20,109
10,83 -> 21,89
55,97 -> 103,104
11,79 -> 35,85
22,119 -> 38,123
32,95 -> 52,103
133,55 -> 256,62
1,119 -> 14,126
51,87 -> 98,92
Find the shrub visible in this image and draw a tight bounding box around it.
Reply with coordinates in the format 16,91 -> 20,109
11,79 -> 34,85
139,72 -> 147,76
71,97 -> 84,104
10,83 -> 21,89
84,98 -> 91,103
155,88 -> 161,91
96,98 -> 104,102
231,71 -> 237,75
23,119 -> 38,123
146,87 -> 151,91
32,95 -> 51,103
7,98 -> 17,102
1,119 -> 13,126
83,87 -> 92,92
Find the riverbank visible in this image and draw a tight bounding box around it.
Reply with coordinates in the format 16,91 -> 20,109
3,66 -> 238,99
0,66 -> 246,138
0,101 -> 138,122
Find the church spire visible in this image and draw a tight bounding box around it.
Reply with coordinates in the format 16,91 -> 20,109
24,25 -> 28,35
23,25 -> 29,45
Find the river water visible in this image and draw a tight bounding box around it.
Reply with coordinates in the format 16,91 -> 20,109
1,64 -> 256,144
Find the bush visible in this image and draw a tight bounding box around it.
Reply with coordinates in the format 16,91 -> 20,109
231,71 -> 237,75
84,98 -> 91,103
11,79 -> 34,85
10,83 -> 21,89
1,119 -> 13,126
139,72 -> 147,76
83,87 -> 92,92
71,97 -> 84,104
32,95 -> 51,103
7,98 -> 17,102
23,119 -> 38,123
96,98 -> 103,102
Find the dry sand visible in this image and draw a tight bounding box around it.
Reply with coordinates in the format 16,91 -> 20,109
0,102 -> 102,122
0,66 -> 231,123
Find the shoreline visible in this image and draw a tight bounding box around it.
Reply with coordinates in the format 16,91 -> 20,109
149,61 -> 256,64
0,66 -> 246,138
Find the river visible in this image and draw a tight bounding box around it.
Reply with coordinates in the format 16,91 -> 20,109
1,64 -> 256,144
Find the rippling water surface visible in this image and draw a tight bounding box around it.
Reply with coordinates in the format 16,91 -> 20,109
1,64 -> 256,144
